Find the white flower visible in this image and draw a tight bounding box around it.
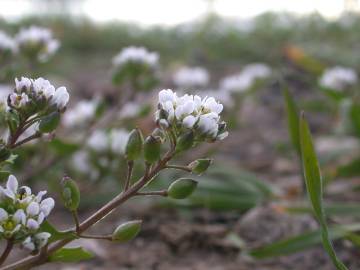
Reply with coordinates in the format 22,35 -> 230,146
15,26 -> 59,61
22,236 -> 35,251
113,46 -> 159,67
173,66 -> 209,88
319,66 -> 358,91
51,86 -> 69,109
0,31 -> 17,53
32,77 -> 55,99
241,63 -> 271,79
110,129 -> 130,155
87,130 -> 109,152
156,89 -> 227,141
119,102 -> 142,119
159,89 -> 177,104
72,151 -> 90,173
220,63 -> 271,93
9,92 -> 29,108
15,77 -> 32,92
13,209 -> 26,225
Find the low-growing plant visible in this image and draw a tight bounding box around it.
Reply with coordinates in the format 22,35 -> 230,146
0,82 -> 228,269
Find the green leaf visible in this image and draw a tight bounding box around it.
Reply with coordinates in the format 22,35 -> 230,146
250,224 -> 360,259
336,157 -> 360,178
349,102 -> 360,138
300,114 -> 348,270
283,86 -> 301,155
40,221 -> 76,243
49,247 -> 93,262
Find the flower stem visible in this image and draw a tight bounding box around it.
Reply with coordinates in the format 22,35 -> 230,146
0,240 -> 13,266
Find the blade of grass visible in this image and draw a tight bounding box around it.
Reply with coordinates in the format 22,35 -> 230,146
250,223 -> 360,259
283,86 -> 301,155
300,113 -> 348,270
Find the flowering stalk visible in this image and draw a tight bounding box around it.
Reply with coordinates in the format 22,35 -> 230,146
0,88 -> 227,270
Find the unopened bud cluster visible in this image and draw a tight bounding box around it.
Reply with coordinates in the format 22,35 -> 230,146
6,77 -> 69,135
156,89 -> 228,143
0,175 -> 54,251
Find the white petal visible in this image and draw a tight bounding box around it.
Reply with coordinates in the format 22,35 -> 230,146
6,175 -> 18,194
36,191 -> 47,202
0,208 -> 8,222
40,198 -> 55,216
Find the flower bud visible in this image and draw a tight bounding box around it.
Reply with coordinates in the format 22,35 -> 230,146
39,112 -> 60,133
143,135 -> 161,164
167,178 -> 198,199
175,130 -> 194,153
189,159 -> 212,175
60,176 -> 80,211
125,128 -> 143,161
112,220 -> 142,242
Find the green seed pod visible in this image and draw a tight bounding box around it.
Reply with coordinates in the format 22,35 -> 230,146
61,176 -> 80,211
189,159 -> 212,175
175,130 -> 194,153
143,135 -> 161,164
125,128 -> 143,161
112,220 -> 142,242
39,112 -> 60,133
167,178 -> 198,199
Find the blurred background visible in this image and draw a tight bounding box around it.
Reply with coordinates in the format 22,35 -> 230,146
1,1 -> 360,269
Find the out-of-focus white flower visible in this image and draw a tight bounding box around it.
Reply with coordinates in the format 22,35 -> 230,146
220,63 -> 271,93
15,25 -> 60,62
63,99 -> 98,127
241,63 -> 271,79
173,66 -> 209,88
0,175 -> 54,241
118,102 -> 142,119
319,66 -> 358,91
220,73 -> 252,93
72,151 -> 91,173
0,85 -> 12,106
87,130 -> 109,152
110,129 -> 130,154
0,31 -> 17,54
112,46 -> 159,67
156,89 -> 227,141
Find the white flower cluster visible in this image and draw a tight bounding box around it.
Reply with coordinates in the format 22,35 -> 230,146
113,46 -> 159,68
173,67 -> 209,88
319,66 -> 358,91
220,63 -> 271,93
0,31 -> 17,54
0,175 -> 54,251
9,77 -> 69,110
63,99 -> 99,128
157,89 -> 228,141
87,129 -> 130,154
15,26 -> 60,62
